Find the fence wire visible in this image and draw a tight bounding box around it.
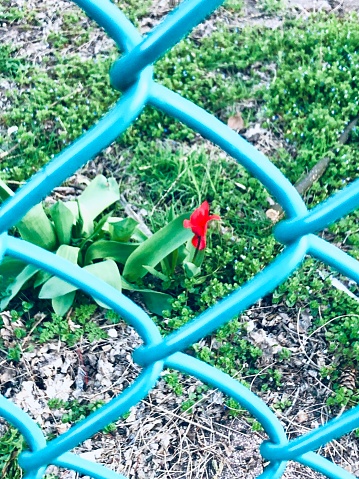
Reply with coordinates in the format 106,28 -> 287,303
1,1 -> 359,478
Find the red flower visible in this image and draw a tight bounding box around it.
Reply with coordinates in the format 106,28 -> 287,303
183,201 -> 220,250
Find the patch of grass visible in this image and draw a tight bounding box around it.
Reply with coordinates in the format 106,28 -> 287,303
258,0 -> 286,15
0,426 -> 25,479
35,303 -> 107,345
2,1 -> 359,420
0,54 -> 118,181
223,0 -> 244,13
259,14 -> 359,203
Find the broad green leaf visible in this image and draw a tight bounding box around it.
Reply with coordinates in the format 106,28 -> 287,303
38,245 -> 81,298
0,264 -> 39,310
50,201 -> 75,245
131,226 -> 150,242
39,260 -> 121,310
123,212 -> 191,282
141,291 -> 172,316
0,179 -> 57,250
121,278 -> 172,316
183,261 -> 201,278
85,260 -> 122,308
17,203 -> 57,251
34,269 -> 52,288
142,265 -> 169,282
34,245 -> 80,288
107,217 -> 138,242
57,244 -> 80,263
39,275 -> 78,298
78,213 -> 110,250
85,240 -> 139,265
0,257 -> 27,282
52,292 -> 76,316
64,201 -> 79,220
77,175 -> 119,222
0,179 -> 14,201
50,246 -> 80,314
77,202 -> 94,238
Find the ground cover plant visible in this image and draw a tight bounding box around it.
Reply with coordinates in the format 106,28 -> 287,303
2,0 -> 359,477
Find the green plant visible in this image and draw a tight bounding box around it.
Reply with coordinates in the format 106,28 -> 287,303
1,177 -> 223,317
48,397 -> 115,432
223,0 -> 244,13
0,426 -> 25,479
36,304 -> 107,345
164,371 -> 184,396
225,397 -> 245,417
7,344 -> 21,362
258,0 -> 286,14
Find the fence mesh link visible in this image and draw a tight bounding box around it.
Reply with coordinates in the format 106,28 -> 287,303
1,1 -> 359,478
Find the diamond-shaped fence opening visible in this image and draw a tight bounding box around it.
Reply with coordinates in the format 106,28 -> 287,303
1,1 -> 359,478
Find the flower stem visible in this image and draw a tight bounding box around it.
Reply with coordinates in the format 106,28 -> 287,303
192,236 -> 201,263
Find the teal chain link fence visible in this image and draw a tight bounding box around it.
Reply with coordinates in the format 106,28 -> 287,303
1,0 -> 359,478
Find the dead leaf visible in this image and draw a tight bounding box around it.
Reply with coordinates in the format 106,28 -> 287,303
44,374 -> 74,400
227,113 -> 245,131
296,410 -> 309,423
266,208 -> 280,222
244,123 -> 266,141
159,432 -> 172,449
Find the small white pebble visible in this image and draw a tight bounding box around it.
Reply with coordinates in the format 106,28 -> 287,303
108,328 -> 118,338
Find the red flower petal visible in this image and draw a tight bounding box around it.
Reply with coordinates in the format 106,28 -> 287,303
183,201 -> 220,250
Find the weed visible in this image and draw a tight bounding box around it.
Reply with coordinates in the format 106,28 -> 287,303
48,398 -> 116,432
258,0 -> 286,14
164,371 -> 184,396
0,426 -> 25,479
36,304 -> 107,346
223,0 -> 244,13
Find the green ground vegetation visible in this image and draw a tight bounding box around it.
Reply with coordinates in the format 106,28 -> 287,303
1,3 -> 359,474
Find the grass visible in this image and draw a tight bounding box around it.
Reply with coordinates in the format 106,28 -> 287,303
2,1 -> 359,476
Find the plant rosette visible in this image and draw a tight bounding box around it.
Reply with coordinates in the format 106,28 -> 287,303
0,178 -> 220,317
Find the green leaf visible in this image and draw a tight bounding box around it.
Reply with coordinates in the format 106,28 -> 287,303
50,201 -> 76,245
183,261 -> 201,278
131,226 -> 150,242
39,260 -> 121,309
33,269 -> 52,288
38,245 -> 81,298
16,203 -> 57,251
77,175 -> 119,222
85,240 -> 139,265
123,212 -> 191,282
76,200 -> 94,238
39,275 -> 78,298
107,217 -> 138,242
0,257 -> 27,282
0,180 -> 59,251
57,244 -> 80,263
141,291 -> 172,316
121,278 -> 172,316
0,264 -> 39,310
52,291 -> 76,316
79,213 -> 110,248
85,260 -> 121,308
142,265 -> 170,282
0,179 -> 14,201
34,245 -> 80,288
